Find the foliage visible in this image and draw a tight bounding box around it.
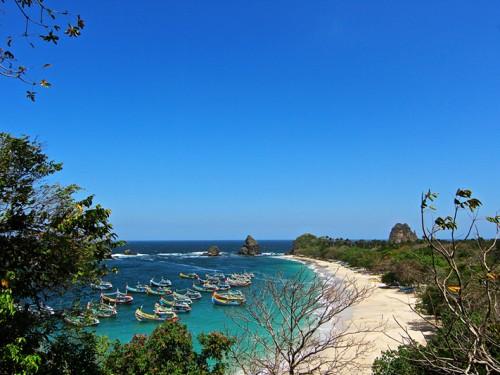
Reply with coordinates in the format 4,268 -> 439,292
0,1 -> 85,100
105,322 -> 234,375
38,331 -> 110,375
374,189 -> 500,374
292,234 -> 434,285
0,288 -> 41,375
0,133 -> 119,300
372,345 -> 427,375
416,285 -> 447,316
0,133 -> 119,374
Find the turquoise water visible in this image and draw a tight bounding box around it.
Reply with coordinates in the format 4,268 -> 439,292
74,240 -> 312,344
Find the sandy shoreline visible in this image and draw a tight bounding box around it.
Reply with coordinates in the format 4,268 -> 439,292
287,255 -> 431,374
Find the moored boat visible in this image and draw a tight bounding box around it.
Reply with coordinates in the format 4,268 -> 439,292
150,277 -> 172,287
157,286 -> 173,294
226,277 -> 251,287
145,286 -> 170,296
27,302 -> 55,316
171,292 -> 193,304
90,280 -> 113,290
100,289 -> 133,304
217,282 -> 231,290
192,283 -> 219,293
205,273 -> 225,281
161,294 -> 193,305
398,286 -> 415,294
64,313 -> 100,326
175,288 -> 202,300
135,306 -> 169,322
153,303 -> 179,321
211,292 -> 245,306
159,297 -> 192,312
125,283 -> 147,293
87,301 -> 117,318
179,272 -> 199,279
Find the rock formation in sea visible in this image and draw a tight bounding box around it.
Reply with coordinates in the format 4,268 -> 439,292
388,223 -> 418,244
205,245 -> 220,256
123,249 -> 137,255
239,235 -> 260,256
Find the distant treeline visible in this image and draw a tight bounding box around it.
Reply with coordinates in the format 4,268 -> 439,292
290,233 -> 499,289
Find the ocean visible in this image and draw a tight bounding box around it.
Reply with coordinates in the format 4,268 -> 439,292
79,240 -> 313,344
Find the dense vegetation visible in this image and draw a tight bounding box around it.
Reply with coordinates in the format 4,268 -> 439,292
291,234 -> 437,286
0,133 -> 233,374
291,234 -> 497,291
291,191 -> 500,374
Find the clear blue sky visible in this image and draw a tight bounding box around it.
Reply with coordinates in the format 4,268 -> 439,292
1,1 -> 499,240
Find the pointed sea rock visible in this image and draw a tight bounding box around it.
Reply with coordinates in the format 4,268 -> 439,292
239,235 -> 260,256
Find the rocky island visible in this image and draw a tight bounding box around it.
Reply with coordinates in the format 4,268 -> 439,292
388,223 -> 418,244
238,235 -> 260,256
205,245 -> 220,256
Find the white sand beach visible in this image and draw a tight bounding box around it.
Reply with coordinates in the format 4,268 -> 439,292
289,255 -> 431,374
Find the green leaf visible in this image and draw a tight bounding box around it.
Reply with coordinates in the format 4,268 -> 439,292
456,189 -> 472,198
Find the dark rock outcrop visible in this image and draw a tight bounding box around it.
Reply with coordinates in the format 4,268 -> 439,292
123,249 -> 137,255
205,245 -> 220,256
239,235 -> 260,256
389,223 -> 418,244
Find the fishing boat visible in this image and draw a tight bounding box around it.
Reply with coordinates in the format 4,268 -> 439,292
226,277 -> 251,287
398,286 -> 415,294
145,286 -> 170,296
227,290 -> 245,298
211,292 -> 245,306
64,313 -> 100,326
153,303 -> 179,321
179,272 -> 199,279
90,280 -> 113,290
27,302 -> 55,316
217,282 -> 231,291
230,272 -> 253,281
214,291 -> 245,302
175,288 -> 202,300
125,283 -> 147,293
150,278 -> 172,287
100,289 -> 133,304
171,292 -> 193,304
205,273 -> 226,281
157,286 -> 173,294
192,283 -> 219,293
162,293 -> 193,305
159,297 -> 192,312
87,301 -> 117,318
135,306 -> 169,322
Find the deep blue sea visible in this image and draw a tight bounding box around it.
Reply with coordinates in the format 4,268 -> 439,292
71,240 -> 312,344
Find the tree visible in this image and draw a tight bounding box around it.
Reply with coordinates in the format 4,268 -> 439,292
376,189 -> 499,374
105,322 -> 234,375
0,1 -> 85,101
0,133 -> 119,373
38,329 -> 110,375
228,269 -> 377,374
